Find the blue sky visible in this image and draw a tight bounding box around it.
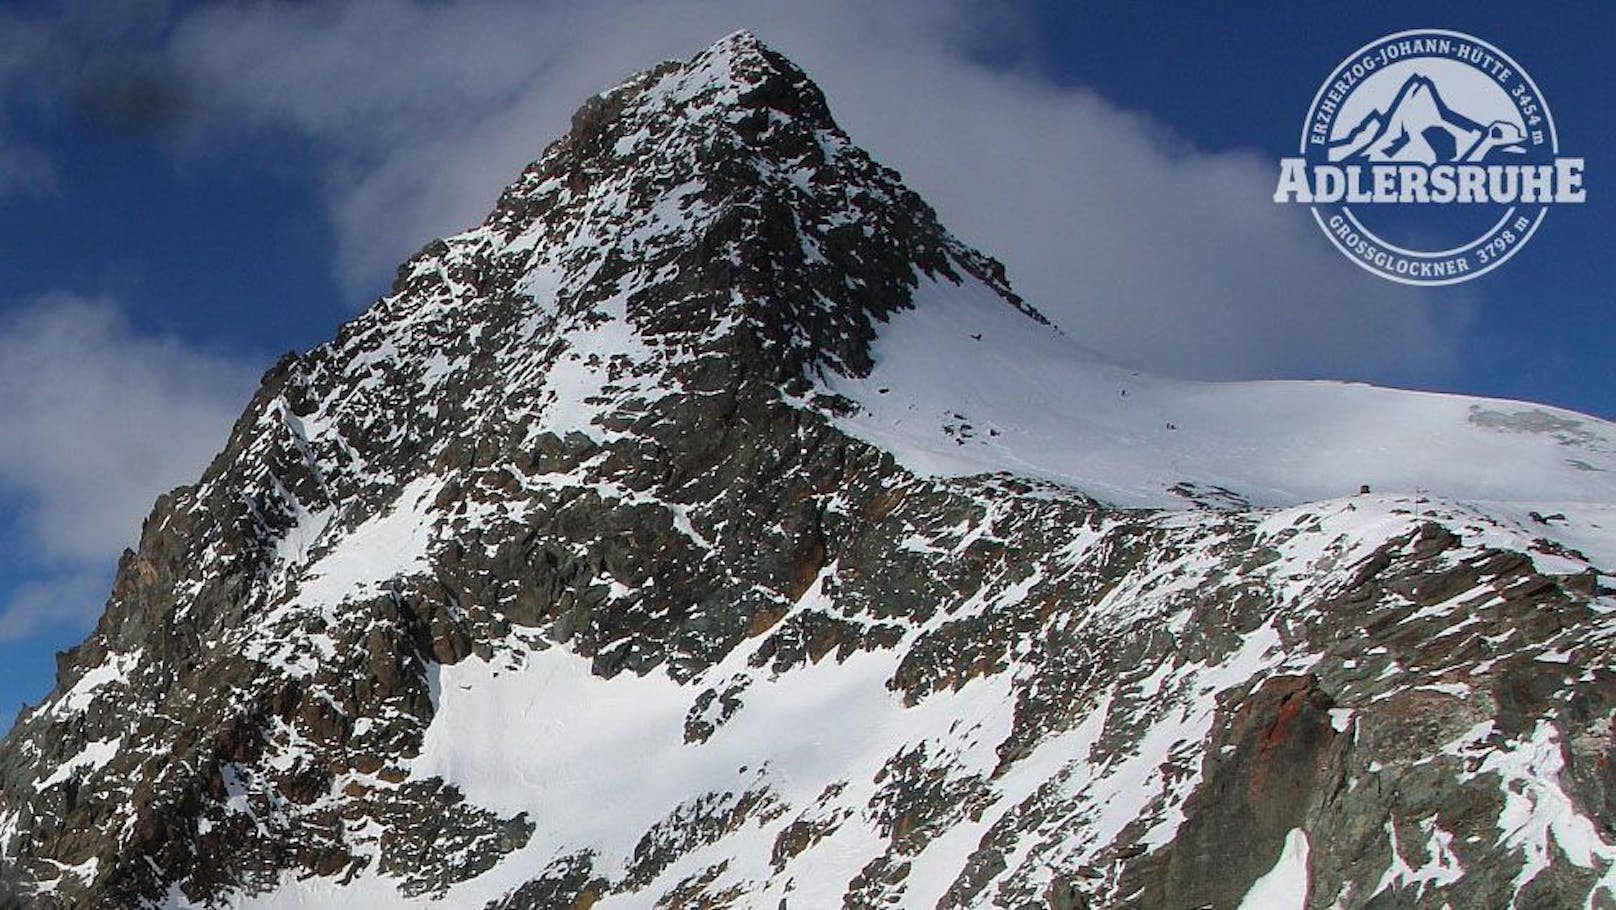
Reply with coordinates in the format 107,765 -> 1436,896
0,0 -> 1609,724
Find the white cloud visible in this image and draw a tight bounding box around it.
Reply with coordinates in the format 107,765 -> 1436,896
0,572 -> 108,643
0,295 -> 254,638
160,0 -> 1469,385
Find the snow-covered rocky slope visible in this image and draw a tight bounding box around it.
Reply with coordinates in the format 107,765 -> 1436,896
0,32 -> 1611,910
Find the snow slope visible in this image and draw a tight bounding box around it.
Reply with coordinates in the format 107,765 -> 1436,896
824,272 -> 1616,510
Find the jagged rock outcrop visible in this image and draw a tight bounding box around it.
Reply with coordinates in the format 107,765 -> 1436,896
0,31 -> 1611,909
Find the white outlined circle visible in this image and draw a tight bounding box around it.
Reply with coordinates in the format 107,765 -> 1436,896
1292,29 -> 1571,285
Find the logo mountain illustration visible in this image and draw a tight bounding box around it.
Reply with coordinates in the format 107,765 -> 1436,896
1328,73 -> 1526,164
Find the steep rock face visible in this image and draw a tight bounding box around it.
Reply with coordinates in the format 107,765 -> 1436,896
0,32 -> 1613,910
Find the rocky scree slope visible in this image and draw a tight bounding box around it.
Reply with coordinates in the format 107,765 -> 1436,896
0,31 -> 1613,910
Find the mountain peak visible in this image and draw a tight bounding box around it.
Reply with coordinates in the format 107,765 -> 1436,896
422,32 -> 1040,382
562,29 -> 844,170
698,28 -> 778,69
554,28 -> 836,165
710,27 -> 765,51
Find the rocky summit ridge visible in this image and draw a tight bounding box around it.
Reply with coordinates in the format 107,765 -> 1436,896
0,31 -> 1612,910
